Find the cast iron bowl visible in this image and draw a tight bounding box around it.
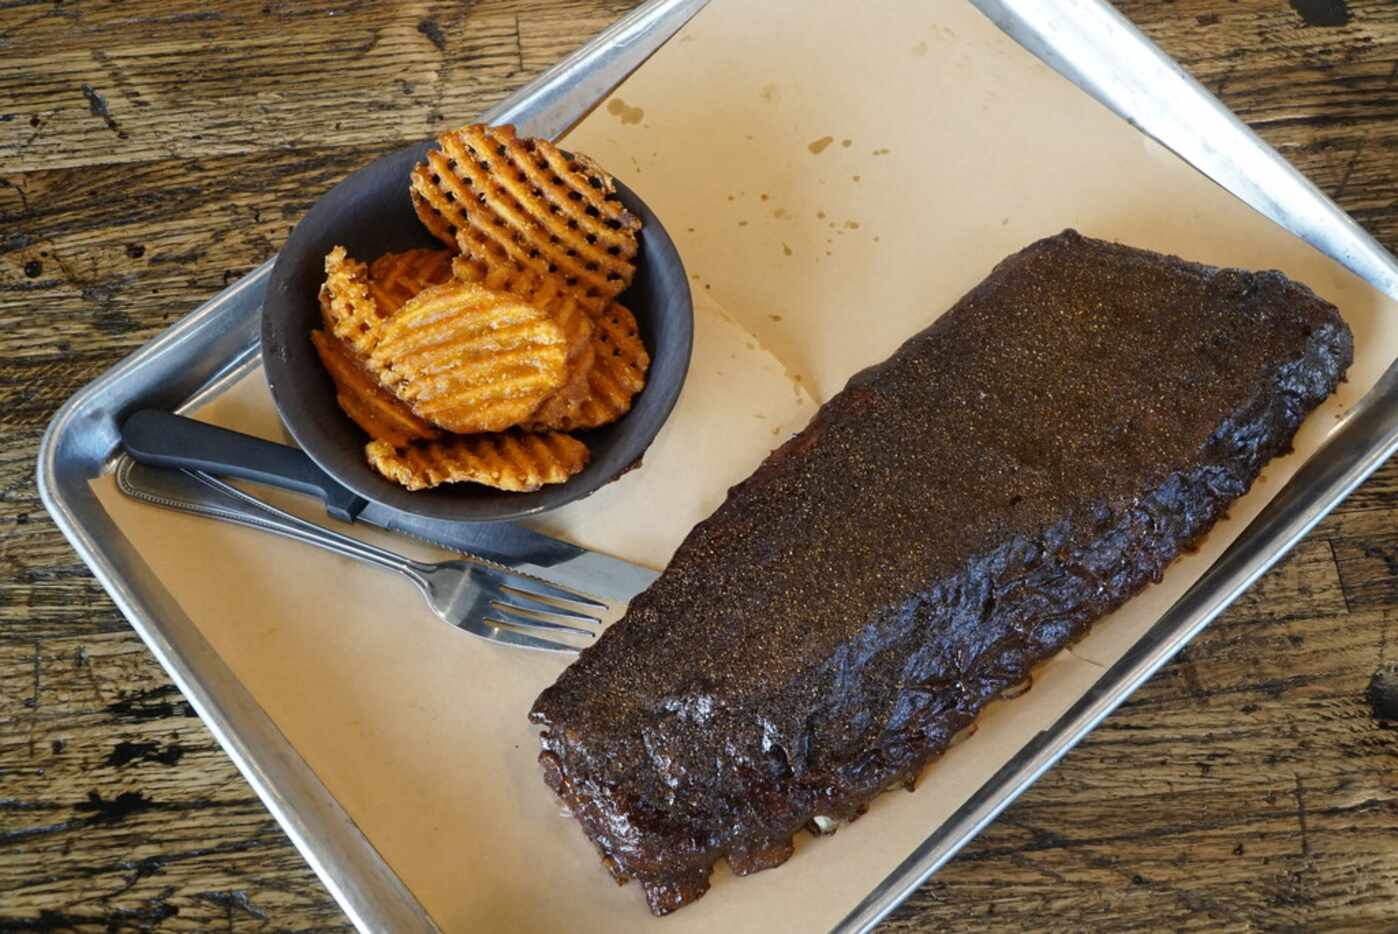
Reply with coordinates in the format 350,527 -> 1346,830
261,139 -> 693,523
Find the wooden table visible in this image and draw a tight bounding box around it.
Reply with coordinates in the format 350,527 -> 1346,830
2,1 -> 1395,929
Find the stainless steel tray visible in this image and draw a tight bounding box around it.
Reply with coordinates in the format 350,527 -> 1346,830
37,1 -> 1398,931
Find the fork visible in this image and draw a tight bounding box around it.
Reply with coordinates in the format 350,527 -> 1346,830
188,471 -> 605,652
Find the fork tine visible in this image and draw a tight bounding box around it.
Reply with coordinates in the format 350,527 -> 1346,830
485,586 -> 602,624
487,604 -> 597,638
472,565 -> 608,610
474,621 -> 580,653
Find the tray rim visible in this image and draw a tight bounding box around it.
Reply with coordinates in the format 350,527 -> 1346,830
35,267 -> 441,933
35,1 -> 1398,931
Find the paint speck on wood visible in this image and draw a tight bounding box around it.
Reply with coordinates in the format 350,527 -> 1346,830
416,17 -> 447,50
1288,0 -> 1351,28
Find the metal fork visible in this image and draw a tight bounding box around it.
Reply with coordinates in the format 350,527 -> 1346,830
189,472 -> 604,652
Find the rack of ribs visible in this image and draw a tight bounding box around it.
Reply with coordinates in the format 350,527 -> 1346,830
530,230 -> 1354,914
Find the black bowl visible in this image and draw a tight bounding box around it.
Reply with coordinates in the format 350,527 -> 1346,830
261,140 -> 693,523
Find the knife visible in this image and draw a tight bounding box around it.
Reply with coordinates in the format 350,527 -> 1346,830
119,409 -> 659,603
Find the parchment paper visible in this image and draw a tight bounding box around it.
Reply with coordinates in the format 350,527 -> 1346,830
90,0 -> 1397,930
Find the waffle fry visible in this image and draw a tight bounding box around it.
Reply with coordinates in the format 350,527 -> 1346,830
547,302 -> 651,431
366,432 -> 589,492
318,285 -> 338,332
448,253 -> 598,428
449,253 -> 593,332
528,339 -> 595,430
311,330 -> 441,448
367,248 -> 454,316
451,252 -> 560,303
320,246 -> 387,357
523,287 -> 597,429
369,279 -> 571,434
411,124 -> 641,311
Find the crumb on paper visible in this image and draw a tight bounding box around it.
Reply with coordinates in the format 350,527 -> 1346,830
872,147 -> 891,156
846,220 -> 860,230
782,244 -> 792,257
770,314 -> 783,321
841,138 -> 852,148
807,136 -> 834,154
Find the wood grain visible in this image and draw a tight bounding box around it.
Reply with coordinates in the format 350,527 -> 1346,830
1,0 -> 1395,930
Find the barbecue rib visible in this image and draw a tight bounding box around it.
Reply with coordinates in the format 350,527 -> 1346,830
529,230 -> 1353,914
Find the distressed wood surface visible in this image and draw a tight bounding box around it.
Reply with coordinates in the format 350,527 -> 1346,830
1,0 -> 1395,929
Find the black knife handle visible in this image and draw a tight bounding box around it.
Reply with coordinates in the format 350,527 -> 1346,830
120,409 -> 368,522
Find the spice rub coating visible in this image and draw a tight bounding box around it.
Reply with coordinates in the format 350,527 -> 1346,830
530,230 -> 1353,914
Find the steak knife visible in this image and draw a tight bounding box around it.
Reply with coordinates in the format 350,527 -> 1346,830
119,410 -> 659,603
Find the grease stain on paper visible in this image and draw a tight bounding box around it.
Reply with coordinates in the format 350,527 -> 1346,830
606,98 -> 644,125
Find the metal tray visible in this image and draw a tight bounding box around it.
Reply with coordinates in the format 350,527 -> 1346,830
37,1 -> 1398,930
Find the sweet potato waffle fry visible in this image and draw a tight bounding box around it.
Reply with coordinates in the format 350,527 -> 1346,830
310,330 -> 441,448
365,432 -> 589,492
411,124 -> 640,311
320,246 -> 388,357
368,279 -> 571,435
543,303 -> 651,431
367,248 -> 454,316
448,254 -> 598,429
